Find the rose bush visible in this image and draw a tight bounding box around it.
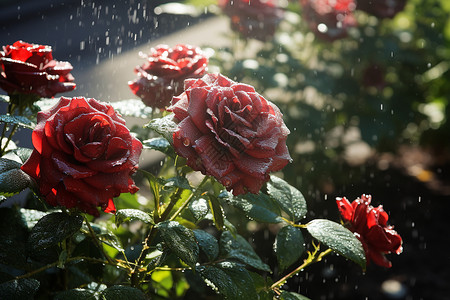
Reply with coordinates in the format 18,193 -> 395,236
300,0 -> 357,42
219,0 -> 284,41
21,97 -> 142,216
336,194 -> 403,268
168,73 -> 292,195
128,44 -> 208,109
0,40 -> 76,98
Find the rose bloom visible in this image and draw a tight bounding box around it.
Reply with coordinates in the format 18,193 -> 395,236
357,0 -> 407,18
0,40 -> 75,98
21,97 -> 142,216
336,194 -> 403,268
168,73 -> 291,195
128,44 -> 208,109
219,0 -> 284,41
300,0 -> 357,42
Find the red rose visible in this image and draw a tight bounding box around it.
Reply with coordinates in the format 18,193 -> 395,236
357,0 -> 407,18
300,0 -> 357,42
21,97 -> 142,216
168,73 -> 291,195
0,40 -> 76,98
336,195 -> 403,268
219,0 -> 284,41
128,44 -> 208,109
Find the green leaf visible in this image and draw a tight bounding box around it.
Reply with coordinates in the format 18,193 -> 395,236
87,223 -> 124,252
208,194 -> 225,230
101,285 -> 146,300
219,231 -> 271,272
267,176 -> 307,222
19,208 -> 50,229
163,176 -> 192,190
145,113 -> 178,143
193,229 -> 219,262
0,158 -> 32,197
156,221 -> 199,268
0,115 -> 34,129
0,278 -> 40,300
219,190 -> 283,223
280,291 -> 311,300
28,212 -> 83,250
0,195 -> 6,205
274,225 -> 305,271
189,197 -> 209,221
111,99 -> 153,119
306,219 -> 366,270
54,289 -> 97,300
9,147 -> 33,164
197,261 -> 258,300
143,137 -> 175,158
115,209 -> 154,227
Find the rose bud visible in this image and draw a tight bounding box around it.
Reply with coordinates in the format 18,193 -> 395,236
168,73 -> 292,195
128,44 -> 208,109
0,40 -> 76,99
336,194 -> 403,268
21,97 -> 142,216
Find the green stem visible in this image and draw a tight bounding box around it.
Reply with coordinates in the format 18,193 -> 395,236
169,175 -> 209,222
15,256 -> 115,280
271,248 -> 333,292
84,217 -> 115,265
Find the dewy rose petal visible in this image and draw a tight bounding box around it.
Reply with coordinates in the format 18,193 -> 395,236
128,44 -> 208,109
336,195 -> 403,268
168,73 -> 292,195
0,40 -> 76,98
21,97 -> 142,216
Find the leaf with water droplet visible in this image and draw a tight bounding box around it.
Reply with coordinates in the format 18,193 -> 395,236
280,291 -> 311,300
115,209 -> 154,227
0,278 -> 40,300
54,288 -> 97,300
101,285 -> 146,300
143,137 -> 175,158
219,231 -> 271,272
219,190 -> 283,224
145,113 -> 178,144
0,157 -> 32,197
189,197 -> 209,221
197,261 -> 258,300
208,194 -> 224,231
0,114 -> 34,129
156,221 -> 199,269
193,229 -> 219,262
85,223 -> 124,252
274,225 -> 305,271
267,175 -> 307,222
306,219 -> 366,270
28,212 -> 83,251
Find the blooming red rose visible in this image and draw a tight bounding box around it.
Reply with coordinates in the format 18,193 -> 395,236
336,194 -> 403,268
219,0 -> 284,41
357,0 -> 407,19
128,44 -> 208,109
0,40 -> 76,98
300,0 -> 357,42
168,73 -> 291,195
21,97 -> 142,216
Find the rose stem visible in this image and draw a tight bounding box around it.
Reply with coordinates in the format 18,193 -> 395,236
270,247 -> 333,293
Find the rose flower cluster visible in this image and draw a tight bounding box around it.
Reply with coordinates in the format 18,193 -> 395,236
168,73 -> 292,195
128,44 -> 208,109
300,0 -> 408,42
21,97 -> 142,216
0,40 -> 75,98
336,194 -> 403,268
